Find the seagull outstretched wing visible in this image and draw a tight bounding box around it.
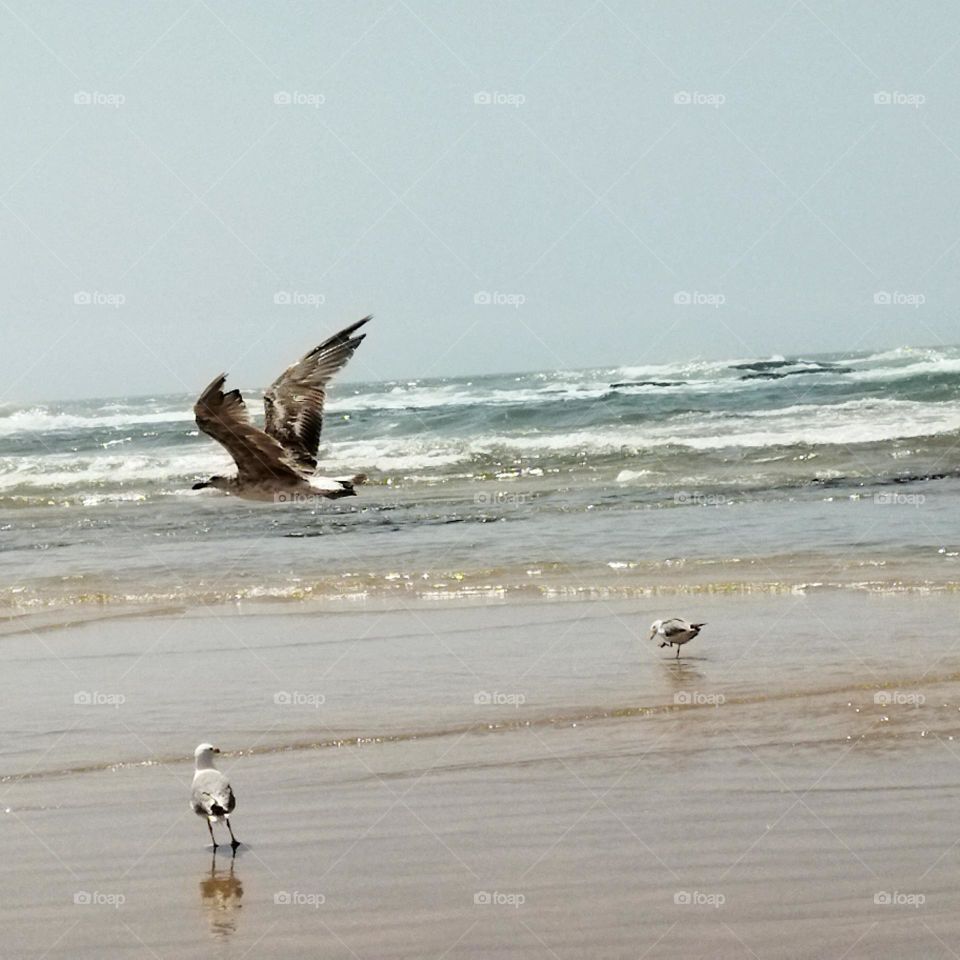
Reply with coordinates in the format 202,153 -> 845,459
194,374 -> 304,484
263,316 -> 371,471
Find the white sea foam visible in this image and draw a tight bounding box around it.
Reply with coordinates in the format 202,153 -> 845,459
0,407 -> 193,436
327,383 -> 611,412
844,346 -> 949,366
323,442 -> 466,472
0,384 -> 613,434
610,358 -> 748,380
470,399 -> 960,454
0,450 -> 232,492
615,469 -> 655,482
847,356 -> 960,381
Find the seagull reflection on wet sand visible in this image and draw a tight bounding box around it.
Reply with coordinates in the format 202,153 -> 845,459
199,854 -> 243,939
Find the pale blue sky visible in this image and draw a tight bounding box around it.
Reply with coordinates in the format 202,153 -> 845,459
2,0 -> 960,400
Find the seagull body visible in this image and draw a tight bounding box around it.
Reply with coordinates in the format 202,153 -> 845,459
649,618 -> 706,658
191,743 -> 240,852
192,317 -> 371,502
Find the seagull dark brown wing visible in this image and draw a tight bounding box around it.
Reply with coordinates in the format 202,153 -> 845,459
194,374 -> 304,484
263,316 -> 371,471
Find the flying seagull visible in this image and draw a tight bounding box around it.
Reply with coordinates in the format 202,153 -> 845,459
649,618 -> 706,658
191,743 -> 241,853
192,317 -> 371,501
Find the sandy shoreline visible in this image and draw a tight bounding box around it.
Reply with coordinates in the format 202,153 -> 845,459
4,593 -> 960,957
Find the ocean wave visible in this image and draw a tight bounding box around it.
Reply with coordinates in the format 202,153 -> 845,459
847,356 -> 960,380
0,406 -> 193,436
3,396 -> 957,498
0,450 -> 232,493
609,358 -> 753,380
0,442 -> 475,494
4,345 -> 960,440
328,383 -> 612,412
469,399 -> 960,453
843,346 -> 949,366
2,350 -> 959,501
0,384 -> 619,433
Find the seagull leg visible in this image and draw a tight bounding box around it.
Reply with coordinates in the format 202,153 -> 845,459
676,645 -> 681,659
207,818 -> 218,850
226,818 -> 240,852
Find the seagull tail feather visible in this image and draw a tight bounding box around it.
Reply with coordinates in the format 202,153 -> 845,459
325,474 -> 368,499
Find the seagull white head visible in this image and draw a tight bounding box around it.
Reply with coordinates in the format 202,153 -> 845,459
194,743 -> 221,767
648,619 -> 664,640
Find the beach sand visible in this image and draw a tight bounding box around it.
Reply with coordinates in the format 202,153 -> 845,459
4,593 -> 960,958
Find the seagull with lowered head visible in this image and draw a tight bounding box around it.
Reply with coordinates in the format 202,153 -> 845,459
649,618 -> 707,659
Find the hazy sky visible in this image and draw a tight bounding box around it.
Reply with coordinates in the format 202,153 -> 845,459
3,0 -> 960,401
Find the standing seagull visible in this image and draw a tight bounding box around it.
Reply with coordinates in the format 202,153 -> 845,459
191,743 -> 240,853
192,317 -> 371,501
649,618 -> 706,658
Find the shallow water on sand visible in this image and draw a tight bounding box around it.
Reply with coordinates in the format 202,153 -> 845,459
1,593 -> 957,779
4,595 -> 960,958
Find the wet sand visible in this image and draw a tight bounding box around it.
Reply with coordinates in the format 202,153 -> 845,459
4,593 -> 960,958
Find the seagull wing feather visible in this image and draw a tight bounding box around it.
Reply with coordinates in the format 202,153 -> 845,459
194,374 -> 304,484
263,317 -> 371,471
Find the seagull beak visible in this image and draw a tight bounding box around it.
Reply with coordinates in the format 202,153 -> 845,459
213,747 -> 220,754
